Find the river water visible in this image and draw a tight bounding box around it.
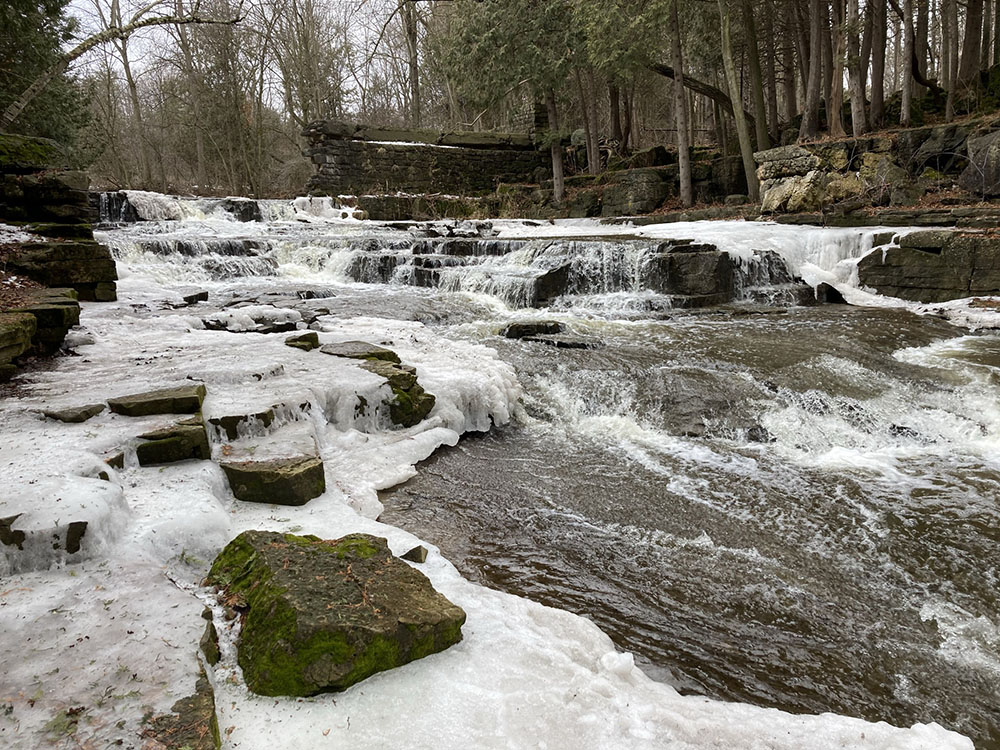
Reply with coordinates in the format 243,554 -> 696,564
97,192 -> 1000,747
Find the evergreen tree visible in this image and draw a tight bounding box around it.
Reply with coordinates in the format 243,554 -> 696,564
0,0 -> 89,144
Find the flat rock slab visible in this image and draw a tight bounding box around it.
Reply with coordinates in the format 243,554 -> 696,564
319,340 -> 401,363
108,384 -> 206,417
285,331 -> 320,351
220,455 -> 325,505
136,419 -> 211,466
206,531 -> 466,696
0,477 -> 129,575
43,403 -> 106,423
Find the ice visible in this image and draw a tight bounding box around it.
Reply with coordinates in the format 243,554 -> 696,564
0,221 -> 35,244
0,210 -> 977,749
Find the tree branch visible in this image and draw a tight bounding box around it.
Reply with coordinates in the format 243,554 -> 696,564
1,13 -> 240,133
648,62 -> 756,127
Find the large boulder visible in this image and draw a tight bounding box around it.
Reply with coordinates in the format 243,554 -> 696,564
754,145 -> 822,180
601,169 -> 668,216
220,455 -> 326,505
959,129 -> 1000,197
205,531 -> 466,696
760,170 -> 828,213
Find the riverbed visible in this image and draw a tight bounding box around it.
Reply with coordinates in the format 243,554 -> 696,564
1,193 -> 995,749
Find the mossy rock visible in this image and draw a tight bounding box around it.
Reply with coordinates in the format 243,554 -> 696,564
220,455 -> 326,505
108,384 -> 206,417
0,312 -> 37,366
205,531 -> 466,696
0,133 -> 66,173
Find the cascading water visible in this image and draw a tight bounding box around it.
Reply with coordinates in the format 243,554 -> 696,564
81,191 -> 999,748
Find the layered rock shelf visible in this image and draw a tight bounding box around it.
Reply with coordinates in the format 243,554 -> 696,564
0,134 -> 117,302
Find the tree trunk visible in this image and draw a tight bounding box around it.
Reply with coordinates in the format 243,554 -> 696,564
671,0 -> 693,206
861,0 -> 874,87
622,86 -> 633,151
994,0 -> 1000,66
830,0 -> 847,137
946,0 -> 958,118
983,0 -> 993,69
720,0 -> 760,201
762,3 -> 781,141
959,0 -> 985,82
847,0 -> 868,134
609,84 -> 623,144
799,0 -> 823,139
871,0 -> 887,125
901,0 -> 914,125
741,0 -> 770,149
544,89 -> 565,204
402,0 -> 421,127
585,69 -> 601,174
915,0 -> 929,96
822,3 -> 834,128
782,35 -> 797,123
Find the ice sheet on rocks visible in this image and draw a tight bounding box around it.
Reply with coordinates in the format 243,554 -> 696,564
0,254 -> 975,750
0,222 -> 35,244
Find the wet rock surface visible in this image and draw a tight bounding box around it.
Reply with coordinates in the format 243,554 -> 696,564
220,455 -> 326,505
206,531 -> 466,697
108,384 -> 207,417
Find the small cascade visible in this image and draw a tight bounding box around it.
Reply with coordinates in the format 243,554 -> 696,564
733,249 -> 815,306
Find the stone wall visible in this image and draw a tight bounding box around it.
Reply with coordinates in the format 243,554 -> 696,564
304,121 -> 549,197
0,134 -> 118,302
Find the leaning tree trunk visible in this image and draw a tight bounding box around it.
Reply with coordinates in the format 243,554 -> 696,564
799,0 -> 824,139
719,0 -> 760,201
671,0 -> 693,206
544,89 -> 565,204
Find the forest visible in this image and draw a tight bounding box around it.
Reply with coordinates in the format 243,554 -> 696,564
4,0 -> 1000,200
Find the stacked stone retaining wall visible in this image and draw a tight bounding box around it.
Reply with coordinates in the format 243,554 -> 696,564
304,121 -> 549,197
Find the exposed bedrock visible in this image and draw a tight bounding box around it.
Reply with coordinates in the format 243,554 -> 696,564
205,531 -> 466,697
1,134 -> 118,301
857,230 -> 1000,302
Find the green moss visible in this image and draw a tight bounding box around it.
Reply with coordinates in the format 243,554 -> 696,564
0,134 -> 65,172
328,534 -> 382,559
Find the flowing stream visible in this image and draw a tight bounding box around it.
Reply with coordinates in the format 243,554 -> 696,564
95,192 -> 1000,747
